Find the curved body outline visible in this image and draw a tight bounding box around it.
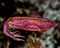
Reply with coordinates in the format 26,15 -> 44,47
3,11 -> 57,41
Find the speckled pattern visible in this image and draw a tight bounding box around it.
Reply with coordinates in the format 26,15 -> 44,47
13,17 -> 56,31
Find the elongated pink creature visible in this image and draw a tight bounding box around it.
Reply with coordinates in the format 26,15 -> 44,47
4,11 -> 57,41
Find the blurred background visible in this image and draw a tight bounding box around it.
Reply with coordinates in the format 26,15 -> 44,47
0,0 -> 60,48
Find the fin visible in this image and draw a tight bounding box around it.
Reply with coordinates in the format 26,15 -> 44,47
28,11 -> 41,18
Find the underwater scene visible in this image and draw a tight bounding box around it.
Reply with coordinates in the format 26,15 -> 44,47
0,0 -> 60,48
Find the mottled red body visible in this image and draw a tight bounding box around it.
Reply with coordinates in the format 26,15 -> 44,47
13,17 -> 56,31
4,11 -> 57,41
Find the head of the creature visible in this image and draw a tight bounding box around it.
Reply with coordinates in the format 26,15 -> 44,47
7,21 -> 14,28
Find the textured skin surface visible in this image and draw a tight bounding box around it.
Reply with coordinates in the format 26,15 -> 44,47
13,17 -> 56,31
4,11 -> 57,41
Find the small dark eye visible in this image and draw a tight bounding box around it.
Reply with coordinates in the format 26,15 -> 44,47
7,24 -> 9,27
12,23 -> 14,25
46,44 -> 49,47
